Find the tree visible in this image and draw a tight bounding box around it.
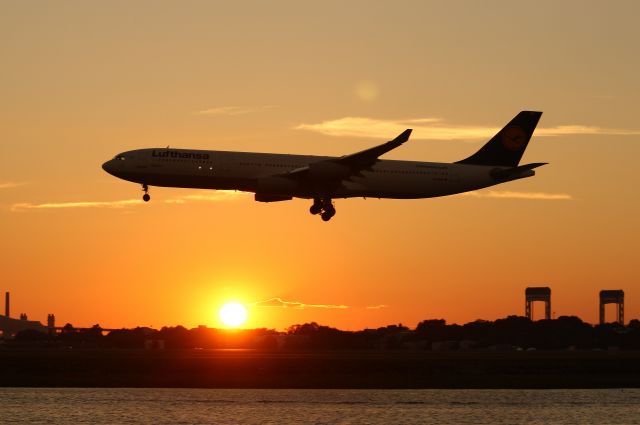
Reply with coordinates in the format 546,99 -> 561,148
14,329 -> 48,342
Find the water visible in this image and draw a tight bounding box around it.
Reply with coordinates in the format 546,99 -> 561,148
1,388 -> 639,424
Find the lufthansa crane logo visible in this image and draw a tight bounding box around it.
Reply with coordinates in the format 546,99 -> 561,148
501,126 -> 527,151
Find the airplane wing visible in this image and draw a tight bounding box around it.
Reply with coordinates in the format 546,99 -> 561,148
334,129 -> 413,169
282,129 -> 413,181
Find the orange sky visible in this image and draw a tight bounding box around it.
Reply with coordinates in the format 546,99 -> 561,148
1,1 -> 639,330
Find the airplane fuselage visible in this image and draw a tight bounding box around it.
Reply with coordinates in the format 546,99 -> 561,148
102,148 -> 533,200
102,111 -> 545,221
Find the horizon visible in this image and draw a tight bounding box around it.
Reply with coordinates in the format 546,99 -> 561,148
5,307 -> 636,336
2,1 -> 639,331
0,289 -> 631,331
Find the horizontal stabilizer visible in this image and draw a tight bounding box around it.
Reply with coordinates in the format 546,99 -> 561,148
491,162 -> 548,180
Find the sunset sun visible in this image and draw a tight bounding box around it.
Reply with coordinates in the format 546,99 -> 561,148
219,302 -> 248,328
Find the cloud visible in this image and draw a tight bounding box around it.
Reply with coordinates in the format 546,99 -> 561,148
365,304 -> 388,310
296,117 -> 640,140
537,125 -> 640,137
11,190 -> 244,211
461,190 -> 573,200
0,182 -> 27,189
163,191 -> 244,204
197,105 -> 275,115
252,297 -> 348,310
11,199 -> 143,211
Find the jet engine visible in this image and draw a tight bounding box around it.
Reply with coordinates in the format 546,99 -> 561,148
255,193 -> 293,202
256,177 -> 298,196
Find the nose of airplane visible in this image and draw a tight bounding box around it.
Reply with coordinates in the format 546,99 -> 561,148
102,160 -> 114,175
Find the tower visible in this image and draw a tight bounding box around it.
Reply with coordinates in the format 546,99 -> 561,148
47,314 -> 56,336
525,287 -> 551,320
599,290 -> 624,325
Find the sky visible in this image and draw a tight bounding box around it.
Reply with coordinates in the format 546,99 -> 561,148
1,1 -> 639,330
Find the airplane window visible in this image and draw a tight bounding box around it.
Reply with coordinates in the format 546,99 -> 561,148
114,155 -> 125,161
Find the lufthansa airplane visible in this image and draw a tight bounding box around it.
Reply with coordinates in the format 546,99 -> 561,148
102,111 -> 546,221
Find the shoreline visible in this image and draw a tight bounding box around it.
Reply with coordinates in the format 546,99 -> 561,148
2,349 -> 640,389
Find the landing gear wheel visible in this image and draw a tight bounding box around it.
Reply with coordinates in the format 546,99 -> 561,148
142,184 -> 150,202
320,204 -> 336,221
311,197 -> 336,221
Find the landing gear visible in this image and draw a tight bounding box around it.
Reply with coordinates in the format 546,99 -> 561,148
321,205 -> 335,222
310,199 -> 322,215
142,184 -> 151,202
310,198 -> 336,221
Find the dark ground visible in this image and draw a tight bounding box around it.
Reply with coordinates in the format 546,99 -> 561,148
1,349 -> 640,388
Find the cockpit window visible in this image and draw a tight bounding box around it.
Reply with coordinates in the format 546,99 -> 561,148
115,155 -> 126,161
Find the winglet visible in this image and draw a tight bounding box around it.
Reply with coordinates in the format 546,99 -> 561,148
392,129 -> 413,146
337,128 -> 413,167
372,128 -> 413,156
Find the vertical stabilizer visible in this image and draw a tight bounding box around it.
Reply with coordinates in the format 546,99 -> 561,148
457,111 -> 542,167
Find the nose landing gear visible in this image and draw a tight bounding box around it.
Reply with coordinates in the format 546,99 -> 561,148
142,184 -> 151,202
310,198 -> 336,221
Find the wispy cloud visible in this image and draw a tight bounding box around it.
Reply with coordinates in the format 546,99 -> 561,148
461,190 -> 573,200
0,182 -> 27,189
296,117 -> 640,140
252,297 -> 349,310
366,304 -> 388,310
11,199 -> 143,211
164,191 -> 244,204
11,191 -> 244,211
197,105 -> 275,115
536,125 -> 640,137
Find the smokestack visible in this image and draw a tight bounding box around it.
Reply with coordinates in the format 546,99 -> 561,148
5,292 -> 9,317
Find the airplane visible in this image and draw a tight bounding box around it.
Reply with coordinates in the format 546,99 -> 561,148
102,111 -> 546,221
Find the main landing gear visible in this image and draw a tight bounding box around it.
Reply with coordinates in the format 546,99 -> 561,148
142,184 -> 151,202
309,198 -> 336,222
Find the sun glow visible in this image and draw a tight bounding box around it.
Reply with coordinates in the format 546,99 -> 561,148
219,302 -> 248,328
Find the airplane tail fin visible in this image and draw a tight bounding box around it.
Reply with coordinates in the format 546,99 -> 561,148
456,111 -> 542,167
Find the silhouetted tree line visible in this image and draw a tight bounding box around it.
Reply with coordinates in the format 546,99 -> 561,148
409,316 -> 640,350
9,316 -> 640,350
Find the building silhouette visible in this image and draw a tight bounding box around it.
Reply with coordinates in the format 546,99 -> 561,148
525,287 -> 551,320
599,290 -> 624,325
0,292 -> 49,338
